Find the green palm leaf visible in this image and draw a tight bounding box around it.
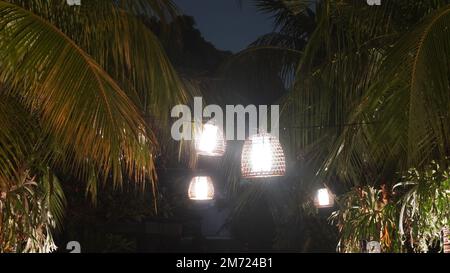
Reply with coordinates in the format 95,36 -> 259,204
0,96 -> 33,188
0,1 -> 155,187
326,4 -> 450,183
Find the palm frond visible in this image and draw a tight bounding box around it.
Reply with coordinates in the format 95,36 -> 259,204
0,1 -> 155,188
324,4 -> 450,184
0,95 -> 34,188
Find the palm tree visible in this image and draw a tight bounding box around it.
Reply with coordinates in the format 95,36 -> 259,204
272,0 -> 450,186
0,0 -> 187,252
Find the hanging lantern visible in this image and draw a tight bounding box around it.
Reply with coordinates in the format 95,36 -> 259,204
314,188 -> 334,208
188,176 -> 215,201
241,132 -> 286,178
195,121 -> 226,157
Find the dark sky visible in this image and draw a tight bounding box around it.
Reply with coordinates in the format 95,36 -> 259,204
173,0 -> 274,53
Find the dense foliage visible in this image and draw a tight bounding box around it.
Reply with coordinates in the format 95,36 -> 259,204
0,0 -> 186,252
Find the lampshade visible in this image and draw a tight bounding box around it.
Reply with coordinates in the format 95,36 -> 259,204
241,132 -> 286,178
314,188 -> 334,208
188,176 -> 215,201
195,122 -> 226,156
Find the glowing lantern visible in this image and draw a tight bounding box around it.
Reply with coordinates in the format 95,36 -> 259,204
195,122 -> 226,157
314,188 -> 334,208
241,132 -> 286,178
188,176 -> 215,201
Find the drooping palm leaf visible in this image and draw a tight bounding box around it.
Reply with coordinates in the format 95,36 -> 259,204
0,1 -> 155,188
323,3 -> 450,184
0,96 -> 33,188
6,0 -> 188,142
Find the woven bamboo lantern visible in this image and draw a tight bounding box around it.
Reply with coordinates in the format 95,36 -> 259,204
195,122 -> 226,157
188,176 -> 215,201
241,132 -> 286,179
314,188 -> 334,208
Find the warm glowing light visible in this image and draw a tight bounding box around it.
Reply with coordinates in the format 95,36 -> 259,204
241,132 -> 285,178
315,188 -> 334,208
250,136 -> 273,172
188,176 -> 214,201
195,122 -> 226,156
198,124 -> 218,153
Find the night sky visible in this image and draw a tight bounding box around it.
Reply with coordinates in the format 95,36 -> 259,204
173,0 -> 274,52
